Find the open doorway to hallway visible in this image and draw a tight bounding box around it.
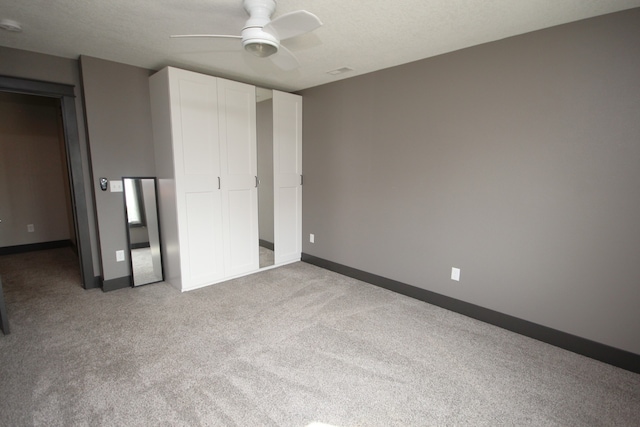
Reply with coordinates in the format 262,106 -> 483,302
0,75 -> 95,289
0,92 -> 77,258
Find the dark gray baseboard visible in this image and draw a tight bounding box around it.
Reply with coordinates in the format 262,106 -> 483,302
259,239 -> 274,251
301,253 -> 640,374
102,276 -> 132,292
0,240 -> 72,256
87,276 -> 102,290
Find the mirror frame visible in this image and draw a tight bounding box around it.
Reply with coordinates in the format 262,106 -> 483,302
122,176 -> 164,286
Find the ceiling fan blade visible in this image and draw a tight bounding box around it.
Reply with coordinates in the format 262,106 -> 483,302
269,44 -> 300,71
262,10 -> 322,41
170,34 -> 242,39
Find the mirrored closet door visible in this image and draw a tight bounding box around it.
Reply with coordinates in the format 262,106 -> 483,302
256,87 -> 275,269
256,87 -> 303,269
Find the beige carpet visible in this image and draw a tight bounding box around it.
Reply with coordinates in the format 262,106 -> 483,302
1,248 -> 639,426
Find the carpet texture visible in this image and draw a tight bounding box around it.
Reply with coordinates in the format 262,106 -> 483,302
0,248 -> 639,426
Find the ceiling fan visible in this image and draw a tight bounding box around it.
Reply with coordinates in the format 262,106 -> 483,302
171,0 -> 322,70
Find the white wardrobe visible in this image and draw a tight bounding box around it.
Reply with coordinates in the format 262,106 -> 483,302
149,66 -> 302,291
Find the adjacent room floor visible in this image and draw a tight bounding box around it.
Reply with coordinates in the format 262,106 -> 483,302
1,248 -> 638,426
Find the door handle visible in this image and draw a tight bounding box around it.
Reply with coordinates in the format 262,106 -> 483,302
255,176 -> 259,188
218,177 -> 221,189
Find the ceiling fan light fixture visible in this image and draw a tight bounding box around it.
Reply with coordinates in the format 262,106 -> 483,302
244,39 -> 278,57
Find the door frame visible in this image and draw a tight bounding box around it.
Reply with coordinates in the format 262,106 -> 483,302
0,75 -> 96,288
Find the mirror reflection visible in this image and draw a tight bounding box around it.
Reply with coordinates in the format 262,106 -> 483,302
257,87 -> 275,269
123,177 -> 164,286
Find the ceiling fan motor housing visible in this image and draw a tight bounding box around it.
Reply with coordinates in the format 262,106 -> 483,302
243,0 -> 276,27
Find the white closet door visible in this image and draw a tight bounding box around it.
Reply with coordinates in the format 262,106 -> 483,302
218,78 -> 259,276
169,68 -> 225,289
273,91 -> 302,264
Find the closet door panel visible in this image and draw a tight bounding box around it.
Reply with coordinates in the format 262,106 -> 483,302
184,192 -> 224,286
175,76 -> 221,187
178,81 -> 219,176
276,186 -> 299,262
273,91 -> 302,264
226,189 -> 257,274
218,78 -> 259,276
224,96 -> 253,175
170,68 -> 224,289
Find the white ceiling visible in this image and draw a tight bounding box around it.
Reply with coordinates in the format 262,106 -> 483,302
1,0 -> 639,92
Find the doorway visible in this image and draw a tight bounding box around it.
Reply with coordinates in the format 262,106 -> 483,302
0,75 -> 95,288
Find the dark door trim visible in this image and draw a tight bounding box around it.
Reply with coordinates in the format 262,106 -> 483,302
0,75 -> 96,289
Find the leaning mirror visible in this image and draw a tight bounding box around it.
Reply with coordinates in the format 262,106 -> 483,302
123,177 -> 164,286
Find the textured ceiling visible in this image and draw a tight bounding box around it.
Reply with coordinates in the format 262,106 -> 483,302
1,0 -> 639,91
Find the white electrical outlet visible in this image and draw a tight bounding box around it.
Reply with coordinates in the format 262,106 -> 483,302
27,224 -> 35,232
451,267 -> 461,281
110,180 -> 123,192
116,250 -> 125,262
310,233 -> 315,243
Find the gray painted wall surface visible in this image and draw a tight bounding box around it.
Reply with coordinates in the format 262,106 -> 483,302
0,93 -> 70,247
300,9 -> 640,355
0,46 -> 100,274
80,56 -> 155,281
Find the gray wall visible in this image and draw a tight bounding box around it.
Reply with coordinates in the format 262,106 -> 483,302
80,56 -> 156,281
300,9 -> 640,355
0,46 -> 100,274
0,93 -> 71,247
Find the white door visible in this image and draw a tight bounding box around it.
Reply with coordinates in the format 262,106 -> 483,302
273,91 -> 302,264
169,69 -> 225,289
218,78 -> 259,276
